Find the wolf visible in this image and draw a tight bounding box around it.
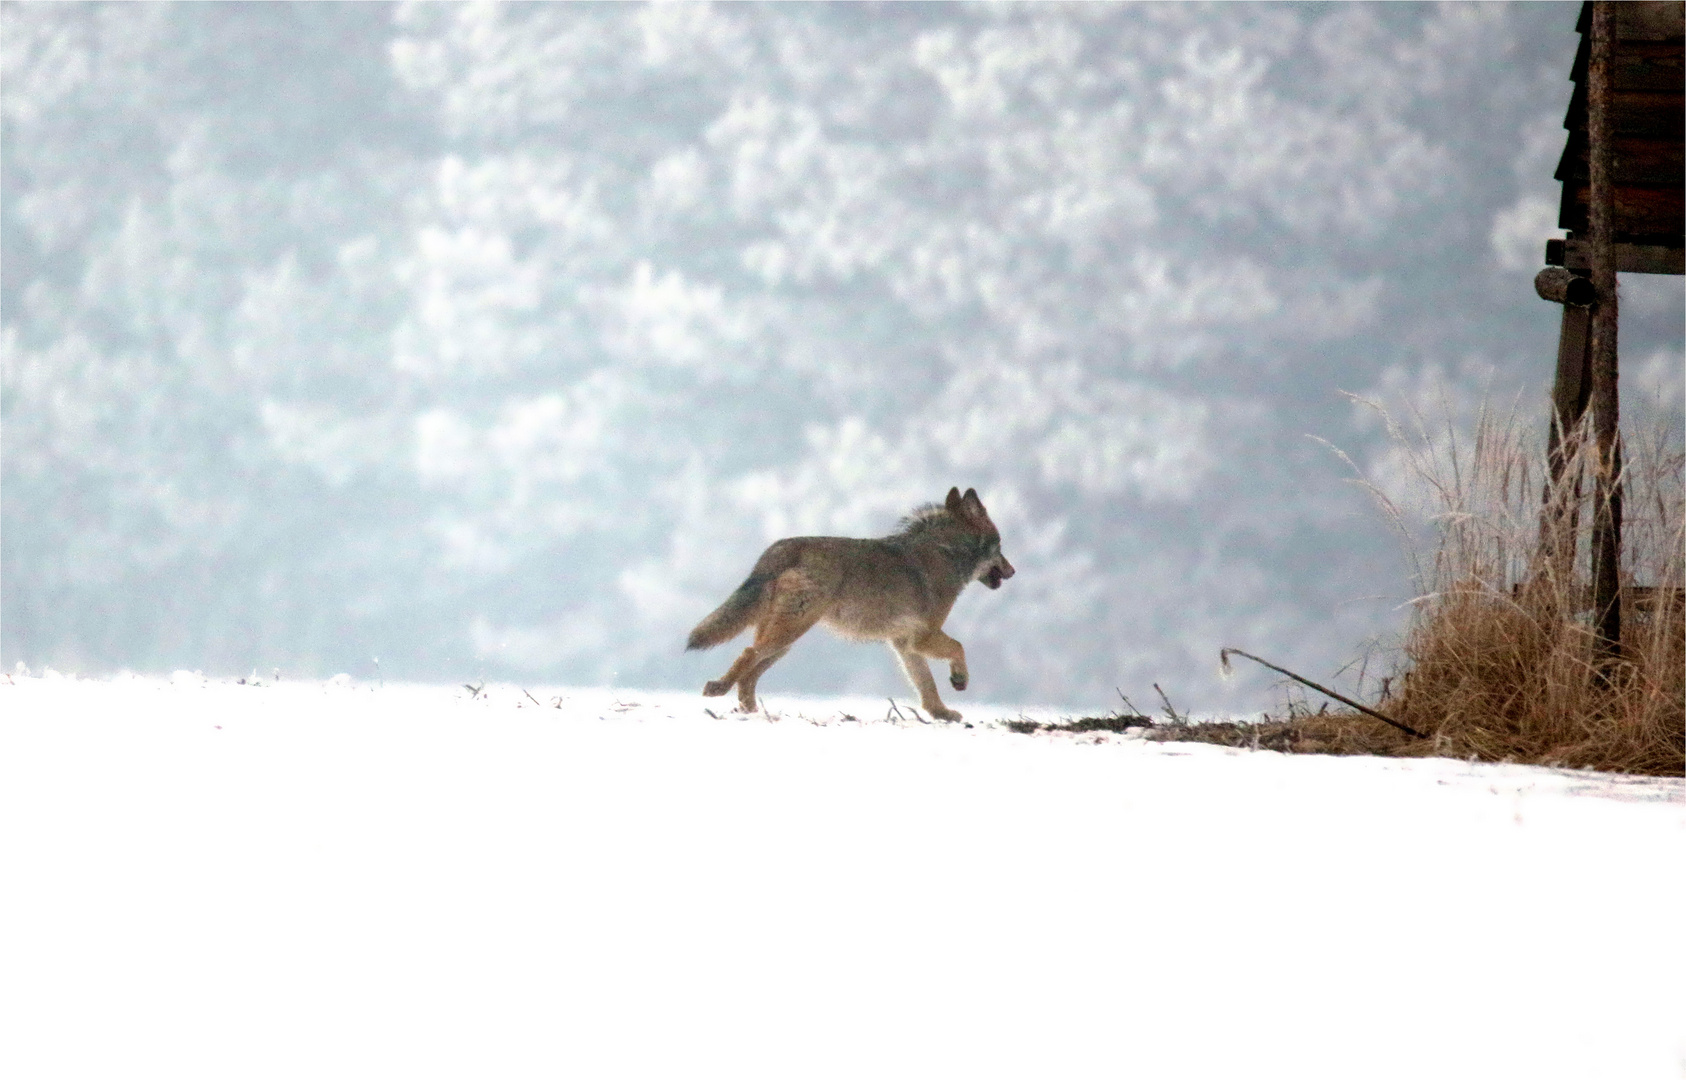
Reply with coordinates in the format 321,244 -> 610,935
686,487 -> 1015,721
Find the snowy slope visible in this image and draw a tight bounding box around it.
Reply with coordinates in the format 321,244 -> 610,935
3,675 -> 1681,1079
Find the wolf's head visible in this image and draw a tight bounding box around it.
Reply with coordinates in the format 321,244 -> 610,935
945,487 -> 1015,590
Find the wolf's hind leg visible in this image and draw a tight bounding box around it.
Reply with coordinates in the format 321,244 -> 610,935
722,570 -> 824,711
735,647 -> 790,713
892,641 -> 961,722
913,629 -> 968,692
704,646 -> 760,697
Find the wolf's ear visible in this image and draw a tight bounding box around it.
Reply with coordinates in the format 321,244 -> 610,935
945,487 -> 964,513
950,485 -> 984,525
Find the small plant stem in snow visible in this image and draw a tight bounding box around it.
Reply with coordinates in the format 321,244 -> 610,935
1220,648 -> 1427,739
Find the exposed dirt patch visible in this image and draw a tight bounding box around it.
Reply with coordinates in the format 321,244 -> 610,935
1004,714 -> 1155,736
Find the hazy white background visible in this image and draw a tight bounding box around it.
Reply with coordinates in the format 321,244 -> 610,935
4,2 -> 1682,711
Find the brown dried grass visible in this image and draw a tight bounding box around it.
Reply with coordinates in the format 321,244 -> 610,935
1141,712 -> 1417,756
1377,402 -> 1681,774
1335,399 -> 1683,774
1155,397 -> 1683,776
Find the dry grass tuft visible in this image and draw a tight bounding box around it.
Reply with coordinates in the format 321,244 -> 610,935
1383,580 -> 1682,775
1372,402 -> 1682,775
1337,399 -> 1682,774
1153,398 -> 1682,776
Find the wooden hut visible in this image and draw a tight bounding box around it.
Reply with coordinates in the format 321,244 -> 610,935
1534,1 -> 1682,660
1545,1 -> 1683,274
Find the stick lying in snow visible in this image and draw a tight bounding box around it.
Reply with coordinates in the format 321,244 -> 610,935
1219,648 -> 1428,740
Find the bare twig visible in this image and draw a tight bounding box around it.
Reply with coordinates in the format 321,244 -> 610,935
1152,683 -> 1183,725
463,682 -> 484,699
886,698 -> 909,723
1219,648 -> 1427,739
521,687 -> 542,707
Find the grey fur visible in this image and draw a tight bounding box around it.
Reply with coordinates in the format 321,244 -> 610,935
686,487 -> 1015,720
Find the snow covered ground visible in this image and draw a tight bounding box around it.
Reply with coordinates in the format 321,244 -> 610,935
3,674 -> 1682,1079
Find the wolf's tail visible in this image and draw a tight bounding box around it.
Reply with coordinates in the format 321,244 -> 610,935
686,573 -> 771,651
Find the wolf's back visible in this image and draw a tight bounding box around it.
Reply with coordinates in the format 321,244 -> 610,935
686,573 -> 772,650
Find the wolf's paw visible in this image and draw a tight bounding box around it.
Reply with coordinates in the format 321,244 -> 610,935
930,706 -> 963,722
949,670 -> 968,691
702,680 -> 731,697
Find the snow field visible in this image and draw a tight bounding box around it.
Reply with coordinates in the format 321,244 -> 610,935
2,675 -> 1682,1079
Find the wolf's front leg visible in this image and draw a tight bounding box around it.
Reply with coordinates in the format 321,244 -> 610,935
913,629 -> 968,692
892,642 -> 961,722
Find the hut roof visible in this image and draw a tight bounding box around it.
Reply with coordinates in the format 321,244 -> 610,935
1547,1 -> 1683,274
